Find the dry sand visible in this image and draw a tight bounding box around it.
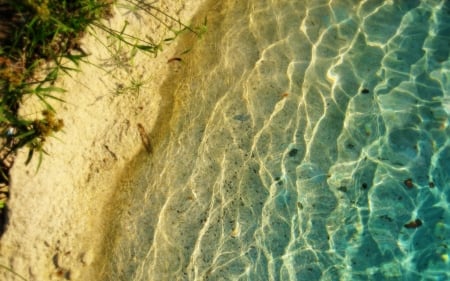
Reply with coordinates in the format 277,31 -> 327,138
0,1 -> 205,280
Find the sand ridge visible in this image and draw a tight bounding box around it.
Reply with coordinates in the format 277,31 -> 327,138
0,1 -> 204,280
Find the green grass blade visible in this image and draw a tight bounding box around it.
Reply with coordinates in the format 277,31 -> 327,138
0,264 -> 28,281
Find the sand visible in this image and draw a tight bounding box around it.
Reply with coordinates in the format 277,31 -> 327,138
0,1 -> 205,280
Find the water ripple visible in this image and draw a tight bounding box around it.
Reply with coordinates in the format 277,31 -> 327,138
102,0 -> 450,280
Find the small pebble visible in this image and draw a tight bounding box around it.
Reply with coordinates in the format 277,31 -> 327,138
404,219 -> 422,229
288,148 -> 298,157
404,178 -> 414,188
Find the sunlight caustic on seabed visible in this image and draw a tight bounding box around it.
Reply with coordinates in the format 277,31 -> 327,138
101,0 -> 450,280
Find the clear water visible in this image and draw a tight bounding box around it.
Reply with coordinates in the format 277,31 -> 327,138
101,0 -> 450,280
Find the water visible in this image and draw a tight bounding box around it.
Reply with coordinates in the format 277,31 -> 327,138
100,0 -> 450,280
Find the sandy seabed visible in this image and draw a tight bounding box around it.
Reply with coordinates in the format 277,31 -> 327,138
0,1 -> 205,280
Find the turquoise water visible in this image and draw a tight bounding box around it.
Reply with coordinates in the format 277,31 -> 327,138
102,0 -> 450,280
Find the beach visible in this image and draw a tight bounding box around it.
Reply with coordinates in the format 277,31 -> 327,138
2,0 -> 449,280
0,1 -> 204,280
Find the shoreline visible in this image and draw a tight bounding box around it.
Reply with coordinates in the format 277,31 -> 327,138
0,1 -> 205,280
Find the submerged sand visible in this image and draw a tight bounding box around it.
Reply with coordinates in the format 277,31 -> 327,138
0,1 -> 204,280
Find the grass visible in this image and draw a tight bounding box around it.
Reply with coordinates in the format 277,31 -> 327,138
0,263 -> 27,281
0,0 -> 205,242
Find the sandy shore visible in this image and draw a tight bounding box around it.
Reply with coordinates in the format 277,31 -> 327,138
0,1 -> 205,280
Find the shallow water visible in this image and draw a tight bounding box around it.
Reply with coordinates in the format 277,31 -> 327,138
103,0 -> 450,280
